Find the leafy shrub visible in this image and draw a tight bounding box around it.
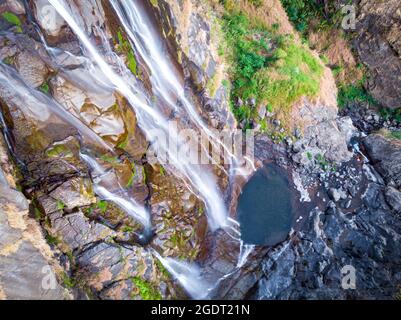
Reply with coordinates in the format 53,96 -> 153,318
280,0 -> 329,34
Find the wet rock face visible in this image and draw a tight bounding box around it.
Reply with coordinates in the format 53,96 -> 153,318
32,0 -> 108,40
355,0 -> 401,109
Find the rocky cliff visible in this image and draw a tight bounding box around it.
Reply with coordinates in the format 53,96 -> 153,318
355,0 -> 401,109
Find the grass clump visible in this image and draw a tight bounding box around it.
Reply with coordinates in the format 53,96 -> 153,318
39,81 -> 50,94
131,277 -> 161,300
221,10 -> 323,124
256,40 -> 323,114
56,200 -> 65,211
97,200 -> 108,213
46,234 -> 61,246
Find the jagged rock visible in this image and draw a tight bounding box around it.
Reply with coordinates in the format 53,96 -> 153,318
248,97 -> 256,107
48,210 -> 115,250
235,97 -> 243,108
156,0 -> 235,130
15,50 -> 48,88
0,136 -> 67,299
253,181 -> 401,299
385,186 -> 401,214
74,242 -> 167,298
39,178 -> 95,214
328,188 -> 347,202
4,0 -> 25,14
33,0 -> 66,37
363,133 -> 401,188
258,105 -> 267,120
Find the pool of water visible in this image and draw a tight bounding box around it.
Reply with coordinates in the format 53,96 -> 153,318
237,163 -> 294,246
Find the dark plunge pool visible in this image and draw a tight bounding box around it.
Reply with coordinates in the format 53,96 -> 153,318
237,163 -> 294,246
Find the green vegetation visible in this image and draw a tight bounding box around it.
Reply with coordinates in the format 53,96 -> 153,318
280,0 -> 340,34
256,41 -> 323,113
39,81 -> 50,94
2,56 -> 14,65
315,153 -> 329,170
390,131 -> 401,140
380,108 -> 401,123
46,143 -> 73,158
116,30 -> 138,76
281,0 -> 322,33
131,277 -> 161,300
155,259 -> 170,278
46,234 -> 61,246
100,154 -> 119,164
61,272 -> 75,289
337,83 -> 376,109
220,10 -> 323,125
1,12 -> 22,33
97,200 -> 108,213
149,0 -> 158,7
56,200 -> 65,211
381,129 -> 401,141
121,225 -> 134,232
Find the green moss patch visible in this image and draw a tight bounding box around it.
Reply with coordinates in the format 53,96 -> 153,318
131,277 -> 161,300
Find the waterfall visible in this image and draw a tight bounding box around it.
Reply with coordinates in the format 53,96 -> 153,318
152,250 -> 211,300
109,0 -> 251,170
48,0 -> 229,230
237,241 -> 255,268
80,153 -> 151,230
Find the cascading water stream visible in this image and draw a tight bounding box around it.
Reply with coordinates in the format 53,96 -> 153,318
80,152 -> 152,230
48,0 -> 229,230
109,0 -> 248,170
152,250 -> 211,300
237,241 -> 255,268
